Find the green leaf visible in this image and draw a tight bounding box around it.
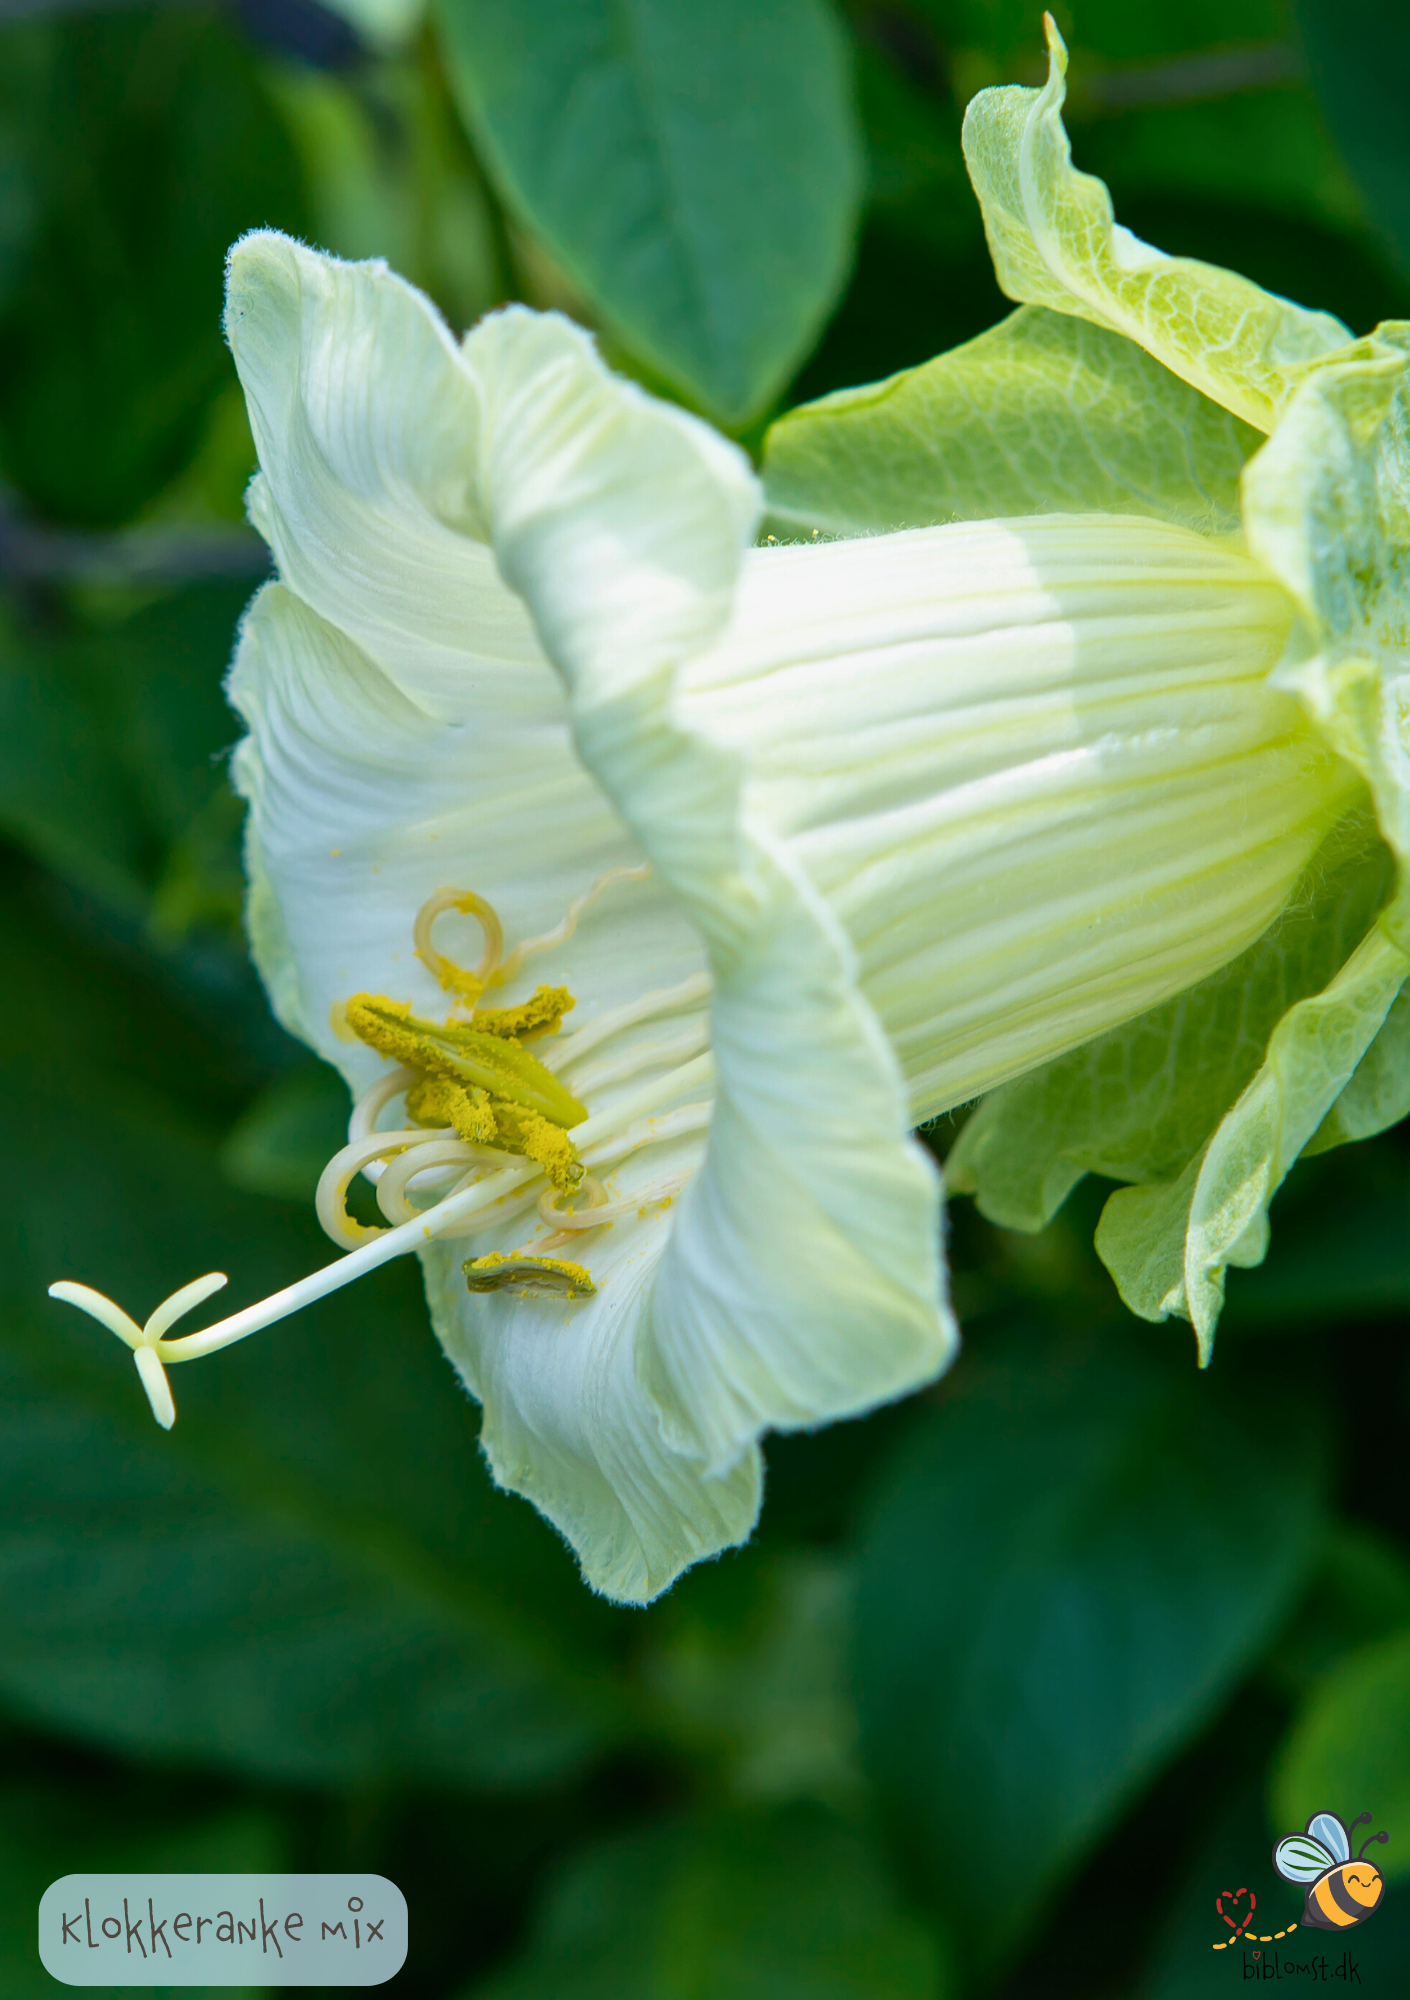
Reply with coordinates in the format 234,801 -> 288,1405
433,0 -> 862,425
762,302 -> 1260,537
1265,1522 -> 1410,1700
1272,1628 -> 1410,1882
0,583 -> 251,921
221,1062 -> 352,1203
1298,0 -> 1410,273
855,1327 -> 1326,1963
960,19 -> 1350,431
0,1787 -> 283,2000
0,900 -> 621,1787
639,1550 -> 860,1804
948,813 -> 1410,1355
1098,918 -> 1408,1354
1219,1144 -> 1410,1329
0,9 -> 306,525
266,57 -> 501,338
469,1805 -> 947,2000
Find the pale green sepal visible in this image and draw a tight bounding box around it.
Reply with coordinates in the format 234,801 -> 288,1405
1305,987 -> 1410,1155
1098,924 -> 1410,1360
961,19 -> 1350,432
946,817 -> 1391,1232
1243,326 -> 1410,945
762,303 -> 1259,539
1242,326 -> 1410,645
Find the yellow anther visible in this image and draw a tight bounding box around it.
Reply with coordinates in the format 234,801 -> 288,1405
493,1106 -> 584,1191
413,887 -> 504,1002
346,996 -> 587,1129
463,1252 -> 596,1298
471,985 -> 575,1041
407,1073 -> 500,1146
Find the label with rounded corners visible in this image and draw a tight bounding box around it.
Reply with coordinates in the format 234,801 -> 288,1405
38,1874 -> 407,1985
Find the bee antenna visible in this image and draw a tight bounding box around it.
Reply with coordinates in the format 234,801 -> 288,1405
1357,1831 -> 1388,1859
1347,1812 -> 1372,1830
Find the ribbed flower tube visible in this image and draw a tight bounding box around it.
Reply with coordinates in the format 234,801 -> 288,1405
682,512 -> 1362,1118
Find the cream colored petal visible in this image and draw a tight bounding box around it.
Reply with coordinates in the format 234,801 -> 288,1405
420,1129 -> 764,1606
228,583 -> 697,1083
226,228 -> 537,718
230,582 -> 749,1602
680,513 -> 1362,1120
227,238 -> 955,1598
462,304 -> 956,1481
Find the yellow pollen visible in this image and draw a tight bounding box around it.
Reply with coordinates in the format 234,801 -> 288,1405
493,1108 -> 584,1191
463,1252 -> 596,1298
346,995 -> 587,1129
471,985 -> 575,1041
406,1074 -> 499,1146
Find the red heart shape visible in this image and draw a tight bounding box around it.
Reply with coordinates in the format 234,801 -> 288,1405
1216,1887 -> 1256,1935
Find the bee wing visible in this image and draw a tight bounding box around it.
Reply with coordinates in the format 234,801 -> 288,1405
1307,1813 -> 1351,1862
1274,1834 -> 1335,1882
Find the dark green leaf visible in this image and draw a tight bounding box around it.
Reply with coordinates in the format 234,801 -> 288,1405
1264,1522 -> 1410,1700
639,1550 -> 860,1801
0,582 -> 251,920
855,1327 -> 1326,1963
1297,0 -> 1410,274
221,1061 -> 353,1204
0,9 -> 306,524
470,1805 -> 947,2000
0,1786 -> 283,2000
433,0 -> 862,424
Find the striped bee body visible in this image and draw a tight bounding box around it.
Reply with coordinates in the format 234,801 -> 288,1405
1275,1810 -> 1389,1935
1303,1861 -> 1384,1930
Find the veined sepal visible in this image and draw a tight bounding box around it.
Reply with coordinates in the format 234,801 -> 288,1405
960,14 -> 1352,432
952,314 -> 1410,1356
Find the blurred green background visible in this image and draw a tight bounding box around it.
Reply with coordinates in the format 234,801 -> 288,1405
2,0 -> 1410,1994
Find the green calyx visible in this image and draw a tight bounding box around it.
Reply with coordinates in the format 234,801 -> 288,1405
764,22 -> 1410,1361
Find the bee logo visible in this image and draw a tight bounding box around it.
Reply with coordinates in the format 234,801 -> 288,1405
1273,1811 -> 1388,1931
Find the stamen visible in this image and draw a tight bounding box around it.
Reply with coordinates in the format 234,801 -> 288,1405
463,1251 -> 596,1298
316,1128 -> 453,1248
375,1138 -> 507,1225
413,887 -> 504,1002
537,1174 -> 688,1230
347,997 -> 588,1128
544,971 -> 712,1074
495,864 -> 651,986
49,850 -> 716,1430
580,1099 -> 713,1170
568,1016 -> 710,1098
349,1065 -> 417,1142
347,1065 -> 417,1183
